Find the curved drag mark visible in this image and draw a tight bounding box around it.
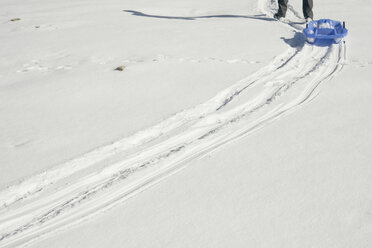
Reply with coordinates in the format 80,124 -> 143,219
0,1 -> 346,247
0,47 -> 299,210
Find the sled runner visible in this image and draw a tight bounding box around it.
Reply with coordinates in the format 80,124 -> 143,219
304,19 -> 348,45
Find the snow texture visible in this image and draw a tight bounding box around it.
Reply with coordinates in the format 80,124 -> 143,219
0,0 -> 371,247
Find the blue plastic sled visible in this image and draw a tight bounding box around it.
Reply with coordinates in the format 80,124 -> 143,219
303,19 -> 348,46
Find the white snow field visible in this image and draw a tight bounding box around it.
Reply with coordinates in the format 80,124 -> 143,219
0,0 -> 371,247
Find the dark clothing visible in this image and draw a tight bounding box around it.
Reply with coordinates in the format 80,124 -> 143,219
277,0 -> 313,19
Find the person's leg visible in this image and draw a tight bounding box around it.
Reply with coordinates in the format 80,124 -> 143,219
276,0 -> 288,17
303,0 -> 313,19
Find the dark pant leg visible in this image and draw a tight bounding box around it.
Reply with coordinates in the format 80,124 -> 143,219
303,0 -> 313,19
277,0 -> 288,17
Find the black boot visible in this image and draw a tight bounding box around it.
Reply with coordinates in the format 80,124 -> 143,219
303,0 -> 313,20
274,13 -> 283,20
276,0 -> 288,18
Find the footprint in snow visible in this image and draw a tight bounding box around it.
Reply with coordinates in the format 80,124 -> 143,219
17,60 -> 74,73
10,139 -> 34,148
17,61 -> 49,73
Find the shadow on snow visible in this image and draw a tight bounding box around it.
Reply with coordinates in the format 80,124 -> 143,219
281,32 -> 306,49
124,10 -> 275,22
124,10 -> 306,48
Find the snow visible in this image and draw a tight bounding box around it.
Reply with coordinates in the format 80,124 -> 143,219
0,0 -> 371,247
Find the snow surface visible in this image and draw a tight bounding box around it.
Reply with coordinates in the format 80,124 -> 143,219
0,0 -> 371,247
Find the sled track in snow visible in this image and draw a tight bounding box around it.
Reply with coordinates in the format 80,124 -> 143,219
0,3 -> 346,248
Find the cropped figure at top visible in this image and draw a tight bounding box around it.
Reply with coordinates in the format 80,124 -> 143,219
274,0 -> 313,23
